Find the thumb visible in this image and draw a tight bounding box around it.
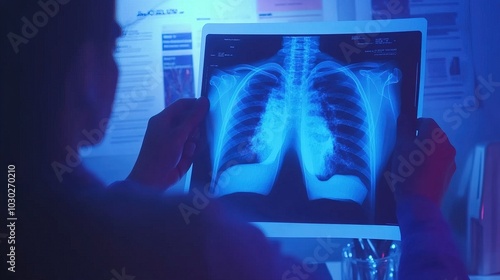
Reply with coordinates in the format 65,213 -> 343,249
177,96 -> 210,139
162,98 -> 199,122
395,115 -> 417,148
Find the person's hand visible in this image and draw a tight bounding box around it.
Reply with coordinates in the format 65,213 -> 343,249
127,97 -> 209,190
389,117 -> 456,205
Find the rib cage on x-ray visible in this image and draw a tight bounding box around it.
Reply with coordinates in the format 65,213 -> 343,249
209,36 -> 398,202
306,61 -> 370,187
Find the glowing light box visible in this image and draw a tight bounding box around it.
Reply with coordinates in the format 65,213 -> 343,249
188,19 -> 427,239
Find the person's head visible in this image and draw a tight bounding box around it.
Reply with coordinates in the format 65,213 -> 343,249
2,0 -> 121,175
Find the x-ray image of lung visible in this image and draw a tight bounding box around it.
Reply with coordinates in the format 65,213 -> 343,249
205,35 -> 403,205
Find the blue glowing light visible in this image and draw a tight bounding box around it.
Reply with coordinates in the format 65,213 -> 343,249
207,36 -> 400,203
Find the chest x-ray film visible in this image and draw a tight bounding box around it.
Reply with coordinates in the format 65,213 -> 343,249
190,19 -> 427,226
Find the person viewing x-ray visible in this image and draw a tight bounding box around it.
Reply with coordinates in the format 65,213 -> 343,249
1,0 -> 469,279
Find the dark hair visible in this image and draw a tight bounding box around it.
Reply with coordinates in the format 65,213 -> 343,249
1,0 -> 116,180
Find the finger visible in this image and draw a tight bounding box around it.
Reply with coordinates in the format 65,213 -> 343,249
396,115 -> 416,146
189,126 -> 201,141
160,98 -> 199,123
416,118 -> 439,139
154,97 -> 209,143
178,142 -> 197,175
164,142 -> 197,186
177,97 -> 210,139
164,167 -> 181,188
440,160 -> 456,195
418,118 -> 455,158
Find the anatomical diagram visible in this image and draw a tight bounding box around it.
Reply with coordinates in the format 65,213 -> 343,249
206,36 -> 401,205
